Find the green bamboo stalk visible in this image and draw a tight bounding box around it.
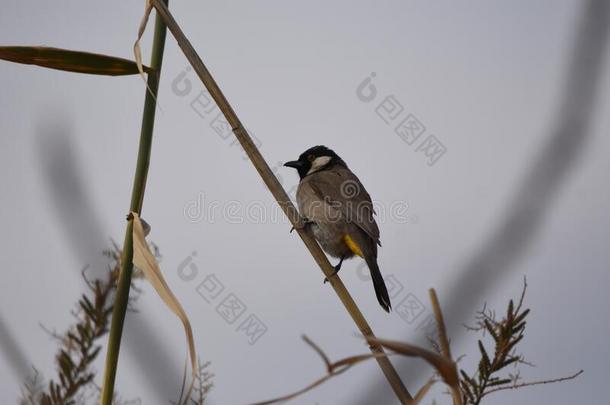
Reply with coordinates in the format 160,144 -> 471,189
149,1 -> 412,402
99,2 -> 168,404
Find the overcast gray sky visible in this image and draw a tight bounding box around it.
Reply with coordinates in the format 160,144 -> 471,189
1,1 -> 609,404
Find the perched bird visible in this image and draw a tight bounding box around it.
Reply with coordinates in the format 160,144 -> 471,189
284,145 -> 391,312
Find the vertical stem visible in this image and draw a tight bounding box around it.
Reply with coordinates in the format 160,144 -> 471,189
149,1 -> 411,402
99,3 -> 168,404
429,289 -> 462,405
428,289 -> 451,360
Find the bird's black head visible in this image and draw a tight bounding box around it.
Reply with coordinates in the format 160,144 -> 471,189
284,145 -> 346,179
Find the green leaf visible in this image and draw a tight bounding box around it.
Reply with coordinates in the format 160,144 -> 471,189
87,346 -> 101,363
66,332 -> 82,346
488,378 -> 512,387
79,295 -> 95,316
506,300 -> 514,321
0,46 -> 153,76
484,319 -> 499,342
498,356 -> 520,369
478,340 -> 491,374
513,308 -> 530,325
460,380 -> 474,402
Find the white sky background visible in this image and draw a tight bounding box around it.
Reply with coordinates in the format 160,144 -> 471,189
1,1 -> 609,404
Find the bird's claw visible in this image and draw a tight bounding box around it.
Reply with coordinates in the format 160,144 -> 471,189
323,256 -> 345,283
323,267 -> 341,284
290,217 -> 312,233
323,271 -> 338,284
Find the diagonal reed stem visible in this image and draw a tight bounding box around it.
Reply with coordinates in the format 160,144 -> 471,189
99,2 -> 168,404
149,1 -> 412,402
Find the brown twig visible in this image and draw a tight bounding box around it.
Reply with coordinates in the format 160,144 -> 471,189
148,1 -> 411,402
484,370 -> 583,396
429,289 -> 452,360
428,289 -> 462,405
250,336 -> 388,405
255,327 -> 461,405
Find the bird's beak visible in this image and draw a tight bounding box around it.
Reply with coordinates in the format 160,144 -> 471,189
284,160 -> 303,169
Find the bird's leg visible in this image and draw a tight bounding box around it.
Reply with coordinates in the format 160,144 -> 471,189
324,255 -> 346,283
290,216 -> 313,233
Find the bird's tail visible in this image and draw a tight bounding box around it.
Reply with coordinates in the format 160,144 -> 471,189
366,257 -> 391,312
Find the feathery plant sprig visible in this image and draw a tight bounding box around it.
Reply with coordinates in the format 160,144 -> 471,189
20,368 -> 45,405
20,247 -> 145,404
172,360 -> 214,405
254,282 -> 581,405
460,280 -> 531,404
190,361 -> 214,405
20,245 -> 213,405
459,279 -> 582,404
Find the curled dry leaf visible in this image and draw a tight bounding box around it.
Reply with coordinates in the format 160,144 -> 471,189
412,378 -> 436,405
0,46 -> 152,76
365,336 -> 459,388
133,0 -> 154,81
131,212 -> 197,403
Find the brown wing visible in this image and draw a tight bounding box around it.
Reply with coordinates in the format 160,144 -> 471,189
302,166 -> 381,245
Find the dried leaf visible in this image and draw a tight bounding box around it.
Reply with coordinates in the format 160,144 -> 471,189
134,0 -> 154,81
0,46 -> 152,75
251,371 -> 339,405
366,336 -> 459,387
302,335 -> 332,372
131,212 -> 197,402
413,378 -> 436,404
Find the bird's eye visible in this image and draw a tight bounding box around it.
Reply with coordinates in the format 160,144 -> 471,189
308,154 -> 315,161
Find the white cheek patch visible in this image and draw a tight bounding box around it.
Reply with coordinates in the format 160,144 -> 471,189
307,156 -> 332,175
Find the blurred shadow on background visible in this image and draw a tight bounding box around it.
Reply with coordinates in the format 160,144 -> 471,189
0,315 -> 30,382
36,120 -> 108,277
31,121 -> 183,400
357,0 -> 610,403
